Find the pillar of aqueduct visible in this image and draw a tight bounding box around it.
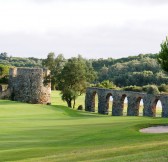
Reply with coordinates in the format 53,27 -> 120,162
85,87 -> 168,117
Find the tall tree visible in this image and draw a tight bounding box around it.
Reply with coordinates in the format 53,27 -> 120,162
157,37 -> 168,72
58,56 -> 96,108
42,53 -> 65,89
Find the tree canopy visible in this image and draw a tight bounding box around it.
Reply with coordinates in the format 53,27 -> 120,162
157,37 -> 168,72
2,51 -> 168,88
42,53 -> 65,89
57,56 -> 97,108
0,64 -> 10,84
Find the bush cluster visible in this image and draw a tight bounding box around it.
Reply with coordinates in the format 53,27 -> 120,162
123,85 -> 164,94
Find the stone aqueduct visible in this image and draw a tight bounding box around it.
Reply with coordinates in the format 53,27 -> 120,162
85,87 -> 168,117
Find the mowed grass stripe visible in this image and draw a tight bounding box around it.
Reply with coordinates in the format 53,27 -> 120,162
0,91 -> 168,161
16,142 -> 168,162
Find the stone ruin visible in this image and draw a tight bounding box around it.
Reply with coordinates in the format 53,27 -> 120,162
85,87 -> 168,117
1,69 -> 168,117
0,67 -> 51,104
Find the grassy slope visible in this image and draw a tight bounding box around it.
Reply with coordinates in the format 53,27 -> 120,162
0,91 -> 168,161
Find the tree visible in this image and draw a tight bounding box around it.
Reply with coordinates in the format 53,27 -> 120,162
58,56 -> 96,108
157,37 -> 168,72
96,80 -> 117,89
0,64 -> 10,84
42,53 -> 65,89
0,52 -> 8,60
145,85 -> 160,95
99,65 -> 109,82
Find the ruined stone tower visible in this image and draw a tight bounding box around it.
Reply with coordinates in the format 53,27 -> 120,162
8,67 -> 51,104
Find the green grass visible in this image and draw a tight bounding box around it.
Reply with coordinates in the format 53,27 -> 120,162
0,91 -> 168,161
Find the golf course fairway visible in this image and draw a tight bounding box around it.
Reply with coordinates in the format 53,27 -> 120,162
0,91 -> 168,162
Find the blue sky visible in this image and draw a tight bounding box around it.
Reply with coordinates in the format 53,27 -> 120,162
0,0 -> 168,59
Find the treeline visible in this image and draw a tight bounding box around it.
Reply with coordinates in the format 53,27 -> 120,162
95,80 -> 168,94
93,54 -> 168,87
1,52 -> 168,87
91,53 -> 157,72
0,52 -> 42,67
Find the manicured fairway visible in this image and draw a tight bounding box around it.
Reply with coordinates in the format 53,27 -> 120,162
0,91 -> 168,161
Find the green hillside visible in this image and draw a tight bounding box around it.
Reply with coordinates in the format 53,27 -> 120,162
2,52 -> 168,87
0,91 -> 168,161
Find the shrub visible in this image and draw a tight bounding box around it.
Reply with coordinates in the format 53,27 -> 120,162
143,85 -> 160,95
77,105 -> 83,110
123,86 -> 143,92
158,84 -> 168,93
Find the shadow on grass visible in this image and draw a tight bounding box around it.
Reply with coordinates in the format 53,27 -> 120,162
49,104 -> 103,118
0,99 -> 106,118
0,100 -> 24,105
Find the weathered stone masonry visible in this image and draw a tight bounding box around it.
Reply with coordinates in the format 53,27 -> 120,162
0,67 -> 51,104
85,87 -> 168,117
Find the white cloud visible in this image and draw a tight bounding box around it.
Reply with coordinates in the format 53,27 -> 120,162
0,0 -> 168,58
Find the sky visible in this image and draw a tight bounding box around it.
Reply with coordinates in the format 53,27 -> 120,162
0,0 -> 168,59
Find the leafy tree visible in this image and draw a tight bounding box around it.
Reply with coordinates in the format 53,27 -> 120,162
42,53 -> 65,89
158,84 -> 168,93
58,56 -> 96,108
0,52 -> 8,60
123,85 -> 143,92
145,85 -> 160,95
99,65 -> 109,82
157,37 -> 168,72
96,80 -> 117,89
0,64 -> 10,84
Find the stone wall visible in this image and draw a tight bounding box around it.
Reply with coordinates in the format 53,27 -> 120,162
0,88 -> 11,99
0,67 -> 51,104
85,87 -> 168,117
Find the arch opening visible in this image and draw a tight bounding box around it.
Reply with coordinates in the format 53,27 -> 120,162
137,97 -> 144,116
122,94 -> 128,116
106,93 -> 113,115
155,100 -> 162,117
92,91 -> 98,113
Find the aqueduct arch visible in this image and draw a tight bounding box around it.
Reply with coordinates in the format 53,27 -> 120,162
106,93 -> 113,114
85,87 -> 168,117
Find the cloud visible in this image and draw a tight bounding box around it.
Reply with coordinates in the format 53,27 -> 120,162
30,0 -> 57,3
0,20 -> 164,59
127,0 -> 168,5
29,0 -> 168,6
0,0 -> 168,59
31,0 -> 168,5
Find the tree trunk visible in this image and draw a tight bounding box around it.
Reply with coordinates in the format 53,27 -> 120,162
51,83 -> 55,90
73,99 -> 76,109
66,100 -> 72,108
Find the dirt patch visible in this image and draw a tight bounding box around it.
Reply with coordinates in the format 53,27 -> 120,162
140,126 -> 168,133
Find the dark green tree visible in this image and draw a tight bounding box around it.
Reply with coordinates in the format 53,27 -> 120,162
0,64 -> 10,84
145,85 -> 160,95
157,37 -> 168,72
58,56 -> 96,108
96,80 -> 117,89
42,53 -> 65,89
0,52 -> 8,60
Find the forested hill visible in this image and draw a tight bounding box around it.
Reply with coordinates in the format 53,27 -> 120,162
1,52 -> 167,87
0,53 -> 42,67
91,53 -> 158,72
92,53 -> 168,87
